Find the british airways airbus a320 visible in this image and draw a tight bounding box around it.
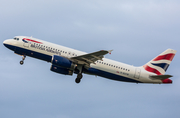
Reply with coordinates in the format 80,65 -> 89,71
3,36 -> 176,84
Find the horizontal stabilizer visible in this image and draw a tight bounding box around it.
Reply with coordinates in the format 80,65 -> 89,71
150,75 -> 173,80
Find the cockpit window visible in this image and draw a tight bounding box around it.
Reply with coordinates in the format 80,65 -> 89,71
13,38 -> 19,40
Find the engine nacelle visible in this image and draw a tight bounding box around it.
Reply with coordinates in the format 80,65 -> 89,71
50,64 -> 73,75
51,55 -> 75,69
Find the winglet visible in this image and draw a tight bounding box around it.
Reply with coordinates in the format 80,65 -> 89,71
108,50 -> 113,54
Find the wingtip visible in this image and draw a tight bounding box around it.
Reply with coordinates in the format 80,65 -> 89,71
108,50 -> 113,54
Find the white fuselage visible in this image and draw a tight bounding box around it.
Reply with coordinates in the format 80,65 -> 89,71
3,36 -> 164,84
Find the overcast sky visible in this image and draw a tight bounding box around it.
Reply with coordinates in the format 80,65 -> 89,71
0,0 -> 180,118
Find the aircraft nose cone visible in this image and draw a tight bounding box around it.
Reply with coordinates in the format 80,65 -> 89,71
3,40 -> 7,45
3,40 -> 8,47
3,39 -> 12,46
3,39 -> 15,51
3,39 -> 12,44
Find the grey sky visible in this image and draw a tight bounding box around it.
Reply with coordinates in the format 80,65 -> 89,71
0,0 -> 180,118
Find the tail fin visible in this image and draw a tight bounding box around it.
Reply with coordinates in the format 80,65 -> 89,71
143,49 -> 177,75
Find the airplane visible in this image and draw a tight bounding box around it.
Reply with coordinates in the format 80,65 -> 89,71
3,36 -> 177,84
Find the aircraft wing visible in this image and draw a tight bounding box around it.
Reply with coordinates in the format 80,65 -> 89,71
70,50 -> 112,68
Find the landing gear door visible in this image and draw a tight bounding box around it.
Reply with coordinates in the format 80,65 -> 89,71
134,68 -> 141,79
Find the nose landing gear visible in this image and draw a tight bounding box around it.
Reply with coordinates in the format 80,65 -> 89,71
20,55 -> 26,65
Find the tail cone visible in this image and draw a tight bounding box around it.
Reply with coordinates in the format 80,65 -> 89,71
162,79 -> 172,84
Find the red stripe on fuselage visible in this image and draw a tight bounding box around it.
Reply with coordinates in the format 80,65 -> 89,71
23,38 -> 43,44
153,53 -> 175,61
143,65 -> 162,75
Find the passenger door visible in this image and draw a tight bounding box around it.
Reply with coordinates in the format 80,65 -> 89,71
134,68 -> 141,79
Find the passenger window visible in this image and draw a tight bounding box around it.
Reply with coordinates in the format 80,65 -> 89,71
17,38 -> 19,40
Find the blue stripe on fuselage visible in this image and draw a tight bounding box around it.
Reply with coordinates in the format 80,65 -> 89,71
3,43 -> 16,51
85,68 -> 141,83
4,44 -> 51,62
4,44 -> 141,83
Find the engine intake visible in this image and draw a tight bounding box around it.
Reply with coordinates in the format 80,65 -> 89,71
50,64 -> 73,75
51,55 -> 75,69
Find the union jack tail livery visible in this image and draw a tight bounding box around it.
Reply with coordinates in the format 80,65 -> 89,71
143,49 -> 177,75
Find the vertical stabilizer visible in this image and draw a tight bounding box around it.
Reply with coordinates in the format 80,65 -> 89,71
143,49 -> 176,75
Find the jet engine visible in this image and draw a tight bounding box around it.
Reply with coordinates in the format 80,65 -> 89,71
50,64 -> 73,75
51,55 -> 76,70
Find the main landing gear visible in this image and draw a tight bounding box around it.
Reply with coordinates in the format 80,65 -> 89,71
75,73 -> 83,83
75,65 -> 83,84
20,55 -> 26,65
